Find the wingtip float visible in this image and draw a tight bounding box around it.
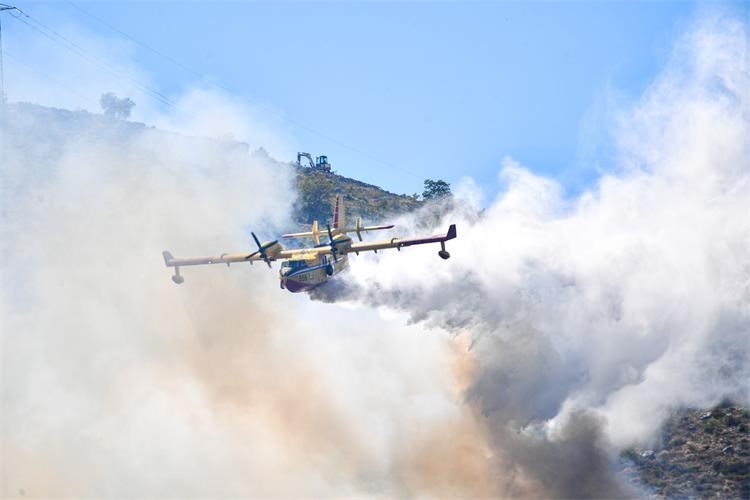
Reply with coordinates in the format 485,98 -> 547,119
163,195 -> 457,293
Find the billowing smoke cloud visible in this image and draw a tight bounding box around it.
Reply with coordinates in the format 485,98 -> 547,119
2,9 -> 748,500
312,12 -> 750,497
1,50 -> 509,500
0,100 -> 502,497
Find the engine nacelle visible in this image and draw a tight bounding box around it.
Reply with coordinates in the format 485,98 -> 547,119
332,234 -> 352,253
262,241 -> 284,259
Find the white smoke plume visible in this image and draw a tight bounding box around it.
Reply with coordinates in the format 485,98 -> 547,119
1,8 -> 748,499
1,100 -> 501,497
312,11 -> 750,497
0,40 -> 505,500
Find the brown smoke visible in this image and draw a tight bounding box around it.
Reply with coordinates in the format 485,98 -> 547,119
1,104 -> 501,497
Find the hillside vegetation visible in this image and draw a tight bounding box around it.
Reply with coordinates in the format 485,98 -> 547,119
621,403 -> 749,498
292,166 -> 422,227
3,102 -> 423,230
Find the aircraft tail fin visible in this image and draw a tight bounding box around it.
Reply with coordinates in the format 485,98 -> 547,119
332,194 -> 345,231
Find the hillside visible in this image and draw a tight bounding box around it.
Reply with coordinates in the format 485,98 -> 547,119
2,102 -> 421,229
292,165 -> 422,228
621,403 -> 749,498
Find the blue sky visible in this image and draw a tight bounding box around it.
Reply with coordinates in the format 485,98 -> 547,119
4,1 -> 746,196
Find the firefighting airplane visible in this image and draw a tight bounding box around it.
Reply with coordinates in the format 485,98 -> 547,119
163,195 -> 457,293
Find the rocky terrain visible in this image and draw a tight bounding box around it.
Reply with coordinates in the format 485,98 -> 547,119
621,403 -> 749,499
292,165 -> 423,228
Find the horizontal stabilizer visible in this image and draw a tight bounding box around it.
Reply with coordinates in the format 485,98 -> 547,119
346,224 -> 395,233
282,224 -> 395,239
282,231 -> 316,238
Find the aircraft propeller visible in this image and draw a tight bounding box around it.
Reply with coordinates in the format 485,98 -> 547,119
326,224 -> 339,262
246,232 -> 276,268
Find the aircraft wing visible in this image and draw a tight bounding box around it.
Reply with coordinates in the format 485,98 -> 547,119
345,224 -> 456,255
162,249 -> 302,268
161,245 -> 329,284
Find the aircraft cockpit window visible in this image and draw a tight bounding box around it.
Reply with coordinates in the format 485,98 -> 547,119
282,260 -> 308,273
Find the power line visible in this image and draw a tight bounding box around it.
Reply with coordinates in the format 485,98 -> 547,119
4,49 -> 89,101
62,1 -> 422,180
64,0 -> 204,82
9,13 -> 175,109
8,9 -> 178,109
0,3 -> 22,103
6,2 -> 424,180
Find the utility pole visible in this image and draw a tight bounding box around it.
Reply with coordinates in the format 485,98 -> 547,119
0,4 -> 20,103
0,4 -> 17,174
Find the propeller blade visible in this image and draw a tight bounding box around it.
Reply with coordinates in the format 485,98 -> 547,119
326,224 -> 339,262
248,232 -> 275,268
